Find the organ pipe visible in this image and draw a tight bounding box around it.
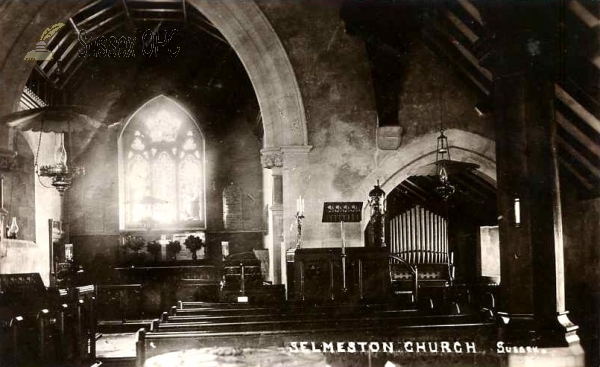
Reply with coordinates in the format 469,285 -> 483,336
388,205 -> 448,264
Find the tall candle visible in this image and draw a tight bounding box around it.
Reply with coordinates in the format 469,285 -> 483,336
514,198 -> 521,226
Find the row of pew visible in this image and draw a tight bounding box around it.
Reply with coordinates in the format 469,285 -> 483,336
0,273 -> 99,367
135,300 -> 502,367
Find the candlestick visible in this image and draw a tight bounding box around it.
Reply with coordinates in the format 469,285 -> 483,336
295,211 -> 305,249
296,195 -> 305,216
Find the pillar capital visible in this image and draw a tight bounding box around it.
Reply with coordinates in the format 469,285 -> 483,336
260,148 -> 283,170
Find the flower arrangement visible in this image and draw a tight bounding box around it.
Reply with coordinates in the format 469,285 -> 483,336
166,240 -> 182,260
124,235 -> 145,253
146,240 -> 162,261
184,235 -> 204,260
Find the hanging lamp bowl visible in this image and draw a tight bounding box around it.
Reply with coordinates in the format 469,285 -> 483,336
415,159 -> 480,177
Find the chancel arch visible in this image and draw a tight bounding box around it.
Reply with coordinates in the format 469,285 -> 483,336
0,0 -> 308,150
0,0 -> 311,286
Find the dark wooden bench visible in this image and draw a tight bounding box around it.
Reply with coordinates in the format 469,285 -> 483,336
0,274 -> 98,367
152,312 -> 479,332
135,321 -> 498,367
0,273 -> 60,366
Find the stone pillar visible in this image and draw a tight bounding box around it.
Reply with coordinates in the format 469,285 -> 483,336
260,146 -> 312,289
260,148 -> 283,284
478,2 -> 583,358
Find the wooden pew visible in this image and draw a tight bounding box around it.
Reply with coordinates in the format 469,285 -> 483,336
160,306 -> 475,325
0,273 -> 61,366
135,321 -> 498,367
153,313 -> 480,333
0,274 -> 98,367
58,285 -> 99,367
172,301 -> 393,316
96,284 -> 143,322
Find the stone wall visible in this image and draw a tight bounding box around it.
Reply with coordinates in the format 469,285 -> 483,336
256,0 -> 494,248
2,133 -> 36,241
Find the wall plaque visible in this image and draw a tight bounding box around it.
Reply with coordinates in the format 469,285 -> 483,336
223,183 -> 243,230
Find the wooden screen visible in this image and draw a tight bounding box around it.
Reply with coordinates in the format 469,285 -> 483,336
388,205 -> 448,264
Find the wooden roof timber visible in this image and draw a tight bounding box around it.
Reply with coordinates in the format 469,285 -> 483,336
558,137 -> 600,180
559,157 -> 594,190
557,111 -> 600,157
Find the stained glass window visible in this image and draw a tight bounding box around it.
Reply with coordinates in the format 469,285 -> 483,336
119,95 -> 206,230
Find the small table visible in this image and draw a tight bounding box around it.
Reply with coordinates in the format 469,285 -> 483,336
144,347 -> 327,367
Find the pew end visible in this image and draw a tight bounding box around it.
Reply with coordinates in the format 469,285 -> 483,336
136,328 -> 147,367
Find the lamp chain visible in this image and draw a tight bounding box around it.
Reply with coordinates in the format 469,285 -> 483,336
33,121 -> 54,189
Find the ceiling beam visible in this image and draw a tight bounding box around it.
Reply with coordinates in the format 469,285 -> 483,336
457,0 -> 483,26
568,0 -> 600,28
592,53 -> 600,70
403,178 -> 434,201
559,157 -> 594,190
397,182 -> 428,203
450,174 -> 491,201
130,9 -> 183,13
421,29 -> 491,96
68,18 -> 81,38
446,10 -> 478,43
78,3 -> 120,27
447,34 -> 493,81
78,0 -> 105,15
127,0 -> 181,2
40,31 -> 74,70
557,111 -> 600,157
60,57 -> 86,89
121,0 -> 132,21
558,136 -> 600,179
191,22 -> 228,45
555,83 -> 600,135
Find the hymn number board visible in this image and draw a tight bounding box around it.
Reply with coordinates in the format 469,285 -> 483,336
322,202 -> 363,223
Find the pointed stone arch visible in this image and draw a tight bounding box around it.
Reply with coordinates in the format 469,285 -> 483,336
0,0 -> 308,150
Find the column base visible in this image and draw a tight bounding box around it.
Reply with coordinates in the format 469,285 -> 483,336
535,311 -> 581,348
498,312 -> 583,356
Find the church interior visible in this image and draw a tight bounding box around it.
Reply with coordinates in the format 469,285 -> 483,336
0,0 -> 598,366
